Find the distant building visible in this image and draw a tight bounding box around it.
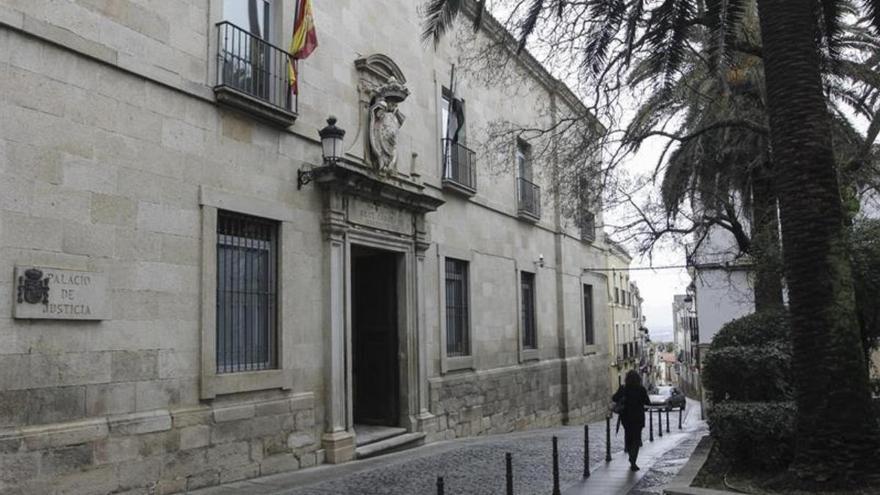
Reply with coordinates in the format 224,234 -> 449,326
607,242 -> 636,389
672,293 -> 700,398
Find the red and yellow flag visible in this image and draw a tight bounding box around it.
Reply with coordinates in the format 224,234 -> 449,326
288,0 -> 318,94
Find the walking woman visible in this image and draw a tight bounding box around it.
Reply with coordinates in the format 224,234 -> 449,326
612,370 -> 651,471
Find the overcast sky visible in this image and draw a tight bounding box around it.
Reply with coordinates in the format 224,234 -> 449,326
611,139 -> 690,343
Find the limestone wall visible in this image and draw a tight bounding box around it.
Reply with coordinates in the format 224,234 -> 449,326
0,0 -> 614,492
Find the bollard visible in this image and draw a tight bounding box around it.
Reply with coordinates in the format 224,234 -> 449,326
657,409 -> 663,438
583,424 -> 590,478
679,407 -> 683,430
605,416 -> 612,462
552,436 -> 561,495
506,452 -> 514,495
648,408 -> 654,442
666,409 -> 671,433
437,476 -> 445,495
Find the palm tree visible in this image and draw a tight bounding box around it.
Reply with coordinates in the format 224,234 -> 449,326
624,13 -> 880,313
422,0 -> 880,485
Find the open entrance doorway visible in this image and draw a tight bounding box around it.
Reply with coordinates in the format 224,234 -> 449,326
351,246 -> 400,427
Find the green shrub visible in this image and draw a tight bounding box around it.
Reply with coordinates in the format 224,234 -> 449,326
702,344 -> 792,401
702,310 -> 792,402
709,310 -> 790,349
708,401 -> 795,470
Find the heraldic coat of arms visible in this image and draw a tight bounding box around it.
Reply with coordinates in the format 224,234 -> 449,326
17,268 -> 50,304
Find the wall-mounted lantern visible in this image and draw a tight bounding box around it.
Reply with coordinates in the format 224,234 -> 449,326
298,116 -> 346,190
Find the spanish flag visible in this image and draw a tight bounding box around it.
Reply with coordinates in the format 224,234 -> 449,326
288,0 -> 318,94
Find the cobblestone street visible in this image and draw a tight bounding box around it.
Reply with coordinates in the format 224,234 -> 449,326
197,401 -> 704,495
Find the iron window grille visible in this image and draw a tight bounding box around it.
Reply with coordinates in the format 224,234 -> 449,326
583,284 -> 595,345
216,210 -> 278,373
445,258 -> 470,357
516,177 -> 542,219
215,21 -> 297,114
442,139 -> 477,192
521,272 -> 537,350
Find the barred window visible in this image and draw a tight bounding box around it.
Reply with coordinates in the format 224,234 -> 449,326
521,271 -> 537,350
445,258 -> 470,357
216,210 -> 278,373
583,284 -> 594,345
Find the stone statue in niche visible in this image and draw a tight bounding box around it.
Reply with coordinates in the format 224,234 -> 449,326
368,76 -> 410,172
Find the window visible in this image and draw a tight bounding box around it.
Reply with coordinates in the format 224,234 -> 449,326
516,140 -> 540,219
216,0 -> 296,121
583,284 -> 594,345
516,140 -> 532,181
445,258 -> 470,357
216,210 -> 278,373
441,89 -> 476,192
615,288 -> 620,304
223,0 -> 271,40
520,271 -> 537,350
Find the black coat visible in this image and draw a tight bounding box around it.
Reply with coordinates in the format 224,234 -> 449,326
612,385 -> 650,429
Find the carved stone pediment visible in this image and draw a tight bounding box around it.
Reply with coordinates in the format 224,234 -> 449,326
311,158 -> 444,215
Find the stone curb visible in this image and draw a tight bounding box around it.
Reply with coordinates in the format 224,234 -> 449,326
663,435 -> 740,495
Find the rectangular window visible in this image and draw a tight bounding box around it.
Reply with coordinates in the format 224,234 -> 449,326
223,0 -> 271,39
216,210 -> 278,373
445,258 -> 470,357
615,288 -> 620,304
441,89 -> 476,191
521,271 -> 537,350
583,284 -> 594,345
516,140 -> 532,181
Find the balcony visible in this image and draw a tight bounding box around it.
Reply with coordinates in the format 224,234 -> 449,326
579,211 -> 596,242
517,177 -> 541,221
442,139 -> 477,196
214,21 -> 298,127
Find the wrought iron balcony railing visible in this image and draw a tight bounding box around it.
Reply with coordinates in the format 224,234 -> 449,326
214,21 -> 298,126
517,176 -> 541,220
579,211 -> 596,242
442,139 -> 477,194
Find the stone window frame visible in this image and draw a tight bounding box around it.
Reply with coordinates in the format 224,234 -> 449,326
437,245 -> 475,373
581,282 -> 599,354
199,186 -> 293,399
515,264 -> 540,363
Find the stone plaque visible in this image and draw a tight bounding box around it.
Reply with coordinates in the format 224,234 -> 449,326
348,198 -> 411,234
13,266 -> 109,320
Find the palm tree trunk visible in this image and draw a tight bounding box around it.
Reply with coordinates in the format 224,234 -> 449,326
750,162 -> 783,311
755,0 -> 879,484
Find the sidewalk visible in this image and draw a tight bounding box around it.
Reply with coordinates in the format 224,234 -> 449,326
193,400 -> 705,495
565,399 -> 707,495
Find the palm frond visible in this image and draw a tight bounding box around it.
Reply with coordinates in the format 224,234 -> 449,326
421,0 -> 464,46
473,0 -> 486,32
583,0 -> 628,75
517,0 -> 546,53
863,0 -> 880,35
820,0 -> 844,57
645,0 -> 695,86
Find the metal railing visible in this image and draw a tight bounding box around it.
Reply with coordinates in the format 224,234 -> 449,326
517,177 -> 541,219
579,211 -> 596,242
215,21 -> 297,113
442,139 -> 477,192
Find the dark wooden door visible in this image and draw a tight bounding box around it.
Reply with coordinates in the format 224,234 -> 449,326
352,252 -> 399,426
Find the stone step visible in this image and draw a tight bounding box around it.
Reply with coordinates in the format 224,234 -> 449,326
355,426 -> 408,447
355,432 -> 426,459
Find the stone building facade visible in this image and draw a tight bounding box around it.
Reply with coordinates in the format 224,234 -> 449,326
0,0 -> 613,493
605,242 -> 635,390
